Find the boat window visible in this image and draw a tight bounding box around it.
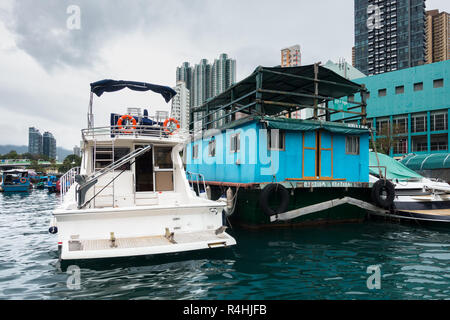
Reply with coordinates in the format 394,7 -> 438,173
192,144 -> 199,159
267,129 -> 285,151
230,133 -> 240,153
208,138 -> 216,157
345,136 -> 360,155
433,79 -> 443,88
93,147 -> 130,171
154,147 -> 173,169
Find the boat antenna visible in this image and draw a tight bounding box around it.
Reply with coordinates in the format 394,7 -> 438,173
88,91 -> 94,129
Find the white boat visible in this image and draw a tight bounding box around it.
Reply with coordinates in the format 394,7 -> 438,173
368,152 -> 450,226
50,80 -> 236,260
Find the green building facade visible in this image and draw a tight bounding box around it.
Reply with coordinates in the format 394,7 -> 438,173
333,60 -> 449,157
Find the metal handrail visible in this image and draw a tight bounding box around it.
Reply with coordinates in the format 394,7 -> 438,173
60,166 -> 80,203
186,171 -> 207,195
81,124 -> 190,141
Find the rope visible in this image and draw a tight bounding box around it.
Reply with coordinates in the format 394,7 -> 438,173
369,128 -> 384,181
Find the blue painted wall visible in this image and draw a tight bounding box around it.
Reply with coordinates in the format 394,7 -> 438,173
186,121 -> 370,184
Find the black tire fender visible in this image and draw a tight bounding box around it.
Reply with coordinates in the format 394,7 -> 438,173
259,183 -> 290,217
371,179 -> 395,209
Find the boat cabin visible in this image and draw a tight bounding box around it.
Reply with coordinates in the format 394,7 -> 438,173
1,169 -> 30,192
186,64 -> 371,189
63,105 -> 190,210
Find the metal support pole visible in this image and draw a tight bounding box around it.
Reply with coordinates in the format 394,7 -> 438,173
313,63 -> 320,120
255,69 -> 263,114
88,92 -> 94,129
361,84 -> 367,126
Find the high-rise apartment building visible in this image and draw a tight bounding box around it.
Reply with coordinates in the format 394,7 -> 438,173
73,145 -> 81,157
425,9 -> 450,64
177,53 -> 236,110
354,0 -> 426,76
43,131 -> 56,159
176,62 -> 193,99
211,53 -> 236,97
192,59 -> 212,108
281,45 -> 301,67
28,127 -> 43,155
171,81 -> 191,131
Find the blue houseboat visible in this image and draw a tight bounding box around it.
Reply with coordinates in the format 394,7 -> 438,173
47,175 -> 59,193
1,169 -> 31,192
186,64 -> 394,228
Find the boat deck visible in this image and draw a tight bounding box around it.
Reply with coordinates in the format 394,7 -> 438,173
62,230 -> 236,260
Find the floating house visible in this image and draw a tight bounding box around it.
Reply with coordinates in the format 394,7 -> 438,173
186,64 -> 392,228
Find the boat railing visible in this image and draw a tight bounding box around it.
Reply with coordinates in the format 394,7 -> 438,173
186,171 -> 207,198
369,166 -> 387,180
60,166 -> 80,203
81,125 -> 190,141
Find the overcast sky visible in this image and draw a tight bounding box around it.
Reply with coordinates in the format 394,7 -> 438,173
1,0 -> 449,150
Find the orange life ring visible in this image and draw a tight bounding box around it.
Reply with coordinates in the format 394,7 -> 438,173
117,114 -> 137,133
163,118 -> 180,135
20,178 -> 27,184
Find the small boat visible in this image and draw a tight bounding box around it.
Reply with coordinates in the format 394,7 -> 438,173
50,79 -> 236,261
368,152 -> 450,226
47,175 -> 59,193
35,176 -> 48,189
1,169 -> 31,192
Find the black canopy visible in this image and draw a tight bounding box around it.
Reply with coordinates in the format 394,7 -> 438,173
90,79 -> 177,103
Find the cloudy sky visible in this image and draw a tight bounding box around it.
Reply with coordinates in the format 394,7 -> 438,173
1,0 -> 449,150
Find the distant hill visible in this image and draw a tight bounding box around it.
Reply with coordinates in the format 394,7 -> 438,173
0,145 -> 73,161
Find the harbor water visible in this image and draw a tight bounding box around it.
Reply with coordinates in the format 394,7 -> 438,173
0,190 -> 449,300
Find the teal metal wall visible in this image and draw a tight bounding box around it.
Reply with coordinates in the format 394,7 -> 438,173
332,60 -> 450,156
186,121 -> 369,184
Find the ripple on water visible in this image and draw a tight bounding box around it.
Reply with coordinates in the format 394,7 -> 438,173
0,190 -> 449,300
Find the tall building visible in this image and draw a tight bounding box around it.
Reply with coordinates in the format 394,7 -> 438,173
43,131 -> 56,159
178,53 -> 236,109
171,81 -> 191,131
176,62 -> 193,100
425,9 -> 450,64
73,145 -> 81,157
281,45 -> 301,67
211,53 -> 236,97
192,59 -> 212,108
28,127 -> 43,155
354,0 -> 426,76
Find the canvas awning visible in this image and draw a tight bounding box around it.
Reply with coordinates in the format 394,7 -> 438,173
369,152 -> 423,180
401,153 -> 450,171
90,80 -> 177,102
261,116 -> 370,135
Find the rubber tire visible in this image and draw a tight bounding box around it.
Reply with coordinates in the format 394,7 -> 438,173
371,180 -> 395,209
259,183 -> 290,217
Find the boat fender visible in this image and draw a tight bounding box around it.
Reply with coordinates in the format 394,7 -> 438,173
48,226 -> 58,234
259,183 -> 290,217
371,180 -> 395,209
224,187 -> 234,217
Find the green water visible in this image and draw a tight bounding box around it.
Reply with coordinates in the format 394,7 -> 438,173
0,190 -> 449,300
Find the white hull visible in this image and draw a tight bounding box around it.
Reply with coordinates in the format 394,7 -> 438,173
54,197 -> 235,260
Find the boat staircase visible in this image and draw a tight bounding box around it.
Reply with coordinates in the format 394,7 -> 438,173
77,143 -> 152,209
